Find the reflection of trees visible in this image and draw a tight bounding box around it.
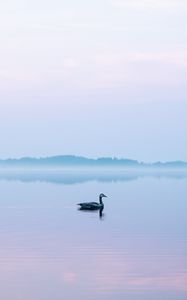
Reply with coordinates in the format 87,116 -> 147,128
0,170 -> 186,185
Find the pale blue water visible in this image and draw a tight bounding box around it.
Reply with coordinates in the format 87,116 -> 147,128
0,170 -> 187,300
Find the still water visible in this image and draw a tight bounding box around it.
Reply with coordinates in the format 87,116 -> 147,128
0,170 -> 187,300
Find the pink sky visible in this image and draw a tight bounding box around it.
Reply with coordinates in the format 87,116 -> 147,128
0,0 -> 186,160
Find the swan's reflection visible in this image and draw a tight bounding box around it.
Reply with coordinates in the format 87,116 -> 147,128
78,207 -> 105,220
99,208 -> 104,219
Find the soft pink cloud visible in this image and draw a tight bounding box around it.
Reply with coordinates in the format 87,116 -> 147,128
110,0 -> 186,11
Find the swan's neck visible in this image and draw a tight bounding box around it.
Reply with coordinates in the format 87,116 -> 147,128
99,195 -> 103,204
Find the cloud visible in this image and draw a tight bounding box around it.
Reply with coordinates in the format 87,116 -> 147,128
90,51 -> 187,88
128,52 -> 187,68
0,50 -> 186,93
110,0 -> 186,11
94,52 -> 187,67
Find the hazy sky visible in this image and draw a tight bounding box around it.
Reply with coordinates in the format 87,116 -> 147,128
0,0 -> 186,161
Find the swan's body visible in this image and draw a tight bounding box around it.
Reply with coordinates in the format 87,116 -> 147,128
78,193 -> 107,210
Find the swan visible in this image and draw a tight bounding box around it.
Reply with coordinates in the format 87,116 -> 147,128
77,193 -> 107,210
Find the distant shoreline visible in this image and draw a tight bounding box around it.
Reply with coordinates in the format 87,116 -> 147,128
0,155 -> 186,169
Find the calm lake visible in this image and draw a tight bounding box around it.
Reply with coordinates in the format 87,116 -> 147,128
0,170 -> 187,300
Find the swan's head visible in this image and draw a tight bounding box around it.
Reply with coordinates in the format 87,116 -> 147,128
100,193 -> 107,198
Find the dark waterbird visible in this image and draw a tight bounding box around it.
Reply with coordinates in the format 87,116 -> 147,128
77,193 -> 107,210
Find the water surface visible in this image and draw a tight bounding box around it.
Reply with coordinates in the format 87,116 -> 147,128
0,170 -> 186,300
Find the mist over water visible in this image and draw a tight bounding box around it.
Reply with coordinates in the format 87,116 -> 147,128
0,169 -> 187,184
0,170 -> 186,300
